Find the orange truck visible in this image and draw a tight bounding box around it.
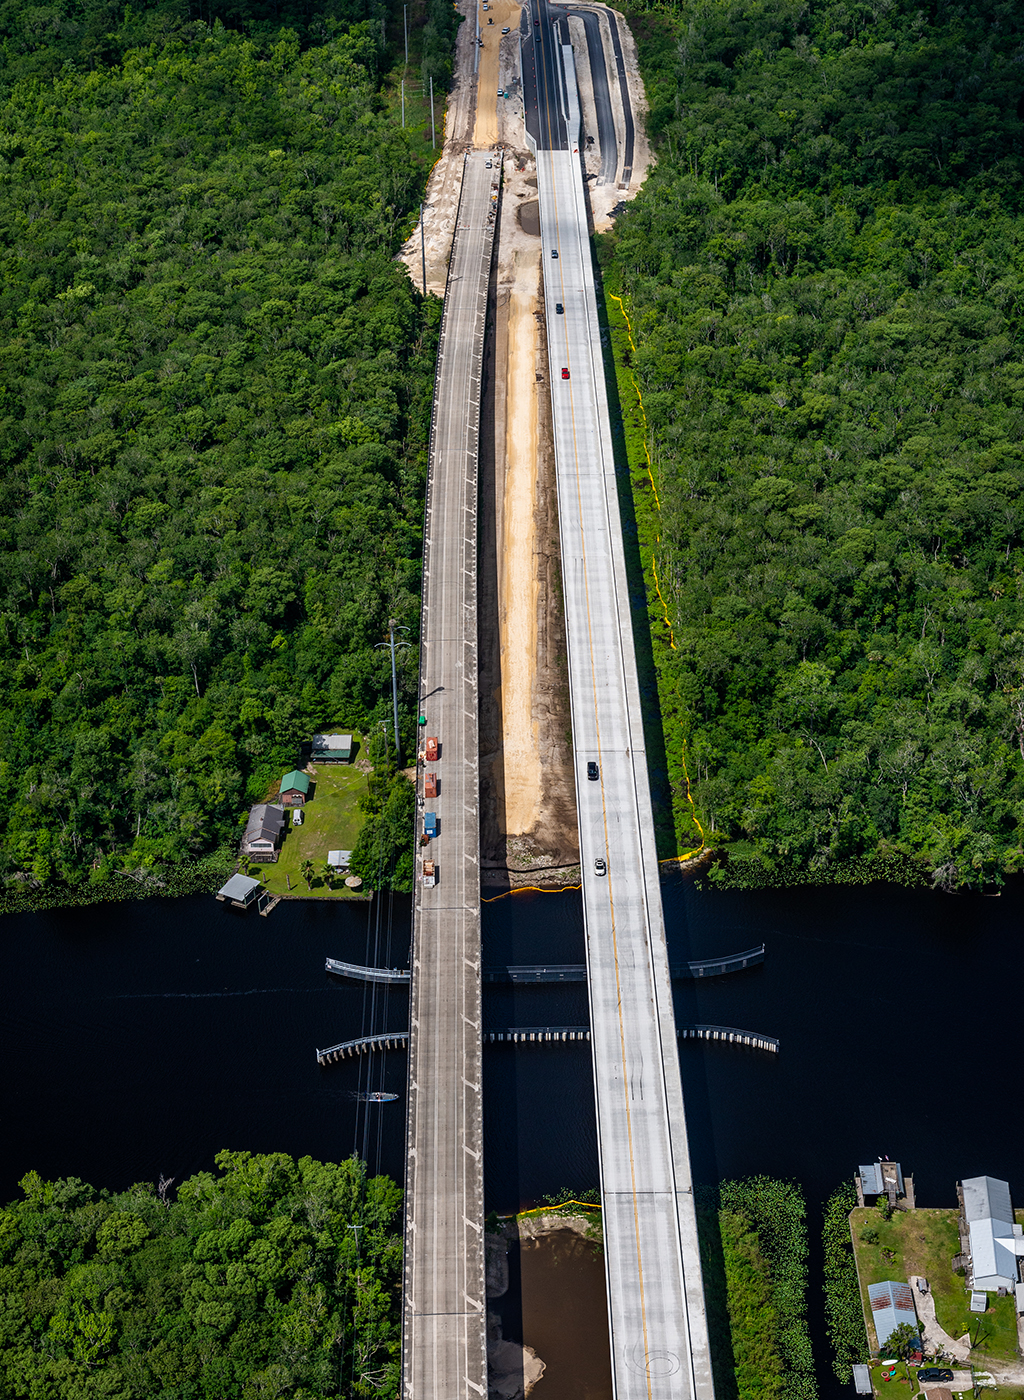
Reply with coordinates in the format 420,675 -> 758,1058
422,860 -> 436,887
425,736 -> 439,762
424,773 -> 437,799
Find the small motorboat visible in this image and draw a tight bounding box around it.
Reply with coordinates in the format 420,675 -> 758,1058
360,1091 -> 399,1103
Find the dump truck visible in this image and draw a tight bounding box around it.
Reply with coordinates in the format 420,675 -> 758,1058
422,860 -> 436,887
425,736 -> 439,762
424,812 -> 438,838
424,773 -> 437,799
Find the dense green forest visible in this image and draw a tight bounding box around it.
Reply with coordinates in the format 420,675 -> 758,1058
0,1153 -> 403,1398
0,0 -> 452,897
608,0 -> 1024,887
699,1177 -> 815,1399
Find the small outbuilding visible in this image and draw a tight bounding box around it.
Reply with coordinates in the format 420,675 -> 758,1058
868,1280 -> 918,1351
328,850 -> 353,869
312,733 -> 353,762
242,803 -> 286,861
217,874 -> 261,908
280,770 -> 310,806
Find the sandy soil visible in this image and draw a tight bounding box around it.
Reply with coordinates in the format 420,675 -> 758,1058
478,155 -> 580,881
499,249 -> 542,834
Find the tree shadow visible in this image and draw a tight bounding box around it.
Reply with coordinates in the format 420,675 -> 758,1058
695,1186 -> 740,1400
589,240 -> 677,859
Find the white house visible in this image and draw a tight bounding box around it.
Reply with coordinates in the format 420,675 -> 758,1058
960,1176 -> 1024,1291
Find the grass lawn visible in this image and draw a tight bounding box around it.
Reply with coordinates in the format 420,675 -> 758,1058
851,1207 -> 1021,1370
250,759 -> 369,899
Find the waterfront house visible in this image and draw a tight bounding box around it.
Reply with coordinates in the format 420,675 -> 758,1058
279,770 -> 310,807
959,1175 -> 1024,1292
242,803 -> 286,861
311,733 -> 353,762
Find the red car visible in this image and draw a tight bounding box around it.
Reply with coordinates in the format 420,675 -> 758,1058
561,367 -> 570,379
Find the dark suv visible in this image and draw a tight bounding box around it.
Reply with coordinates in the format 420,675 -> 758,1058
587,762 -> 599,780
917,1370 -> 953,1383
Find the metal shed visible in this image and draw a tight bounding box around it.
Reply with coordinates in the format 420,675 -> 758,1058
868,1280 -> 918,1350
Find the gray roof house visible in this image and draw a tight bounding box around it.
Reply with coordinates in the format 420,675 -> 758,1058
243,803 -> 286,862
960,1176 -> 1024,1291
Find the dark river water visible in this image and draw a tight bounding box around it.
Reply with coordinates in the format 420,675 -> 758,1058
2,875 -> 1021,1393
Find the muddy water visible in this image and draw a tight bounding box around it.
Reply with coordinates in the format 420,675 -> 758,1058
520,1229 -> 612,1400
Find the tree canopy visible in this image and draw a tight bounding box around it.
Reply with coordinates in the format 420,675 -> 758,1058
0,5 -> 441,895
607,0 -> 1024,886
0,1152 -> 403,1398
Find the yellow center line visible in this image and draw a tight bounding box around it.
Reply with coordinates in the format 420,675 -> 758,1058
534,22 -> 654,1388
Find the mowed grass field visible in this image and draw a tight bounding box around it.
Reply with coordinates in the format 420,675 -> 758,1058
253,759 -> 369,899
850,1207 -> 1020,1368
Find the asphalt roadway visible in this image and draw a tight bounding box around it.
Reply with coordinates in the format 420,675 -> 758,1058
529,14 -> 717,1400
401,151 -> 499,1400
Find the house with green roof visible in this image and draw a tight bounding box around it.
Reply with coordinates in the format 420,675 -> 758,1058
279,770 -> 310,807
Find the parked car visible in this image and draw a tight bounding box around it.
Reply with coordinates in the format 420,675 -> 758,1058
555,302 -> 564,314
594,858 -> 607,876
917,1370 -> 953,1383
561,367 -> 570,379
501,25 -> 510,34
587,762 -> 599,780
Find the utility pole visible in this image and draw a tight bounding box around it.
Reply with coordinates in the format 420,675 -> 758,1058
403,3 -> 408,67
420,204 -> 427,296
430,74 -> 435,147
401,77 -> 405,128
376,620 -> 409,756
